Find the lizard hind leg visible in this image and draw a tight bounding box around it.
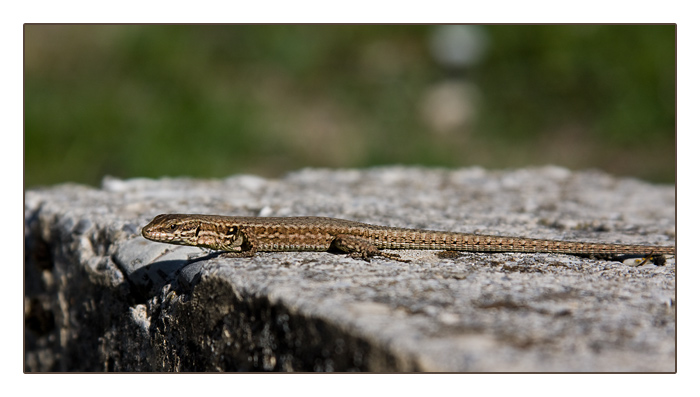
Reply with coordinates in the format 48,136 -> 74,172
331,234 -> 408,262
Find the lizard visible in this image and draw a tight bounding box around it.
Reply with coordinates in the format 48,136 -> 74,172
141,214 -> 675,264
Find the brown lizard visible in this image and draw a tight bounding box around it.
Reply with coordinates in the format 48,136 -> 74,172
141,214 -> 675,263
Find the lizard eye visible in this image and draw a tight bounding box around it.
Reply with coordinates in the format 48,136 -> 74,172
170,224 -> 178,230
226,226 -> 238,236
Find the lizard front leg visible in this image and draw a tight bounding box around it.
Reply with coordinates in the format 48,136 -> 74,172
331,234 -> 407,262
220,229 -> 258,258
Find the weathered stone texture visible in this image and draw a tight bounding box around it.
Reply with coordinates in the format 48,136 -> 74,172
24,167 -> 676,372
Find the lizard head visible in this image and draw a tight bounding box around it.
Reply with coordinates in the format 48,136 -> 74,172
142,214 -> 246,251
142,214 -> 201,246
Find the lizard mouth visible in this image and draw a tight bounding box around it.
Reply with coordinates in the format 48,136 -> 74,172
142,229 -> 185,244
141,228 -> 156,240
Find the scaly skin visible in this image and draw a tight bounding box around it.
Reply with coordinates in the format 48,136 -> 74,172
142,214 -> 675,261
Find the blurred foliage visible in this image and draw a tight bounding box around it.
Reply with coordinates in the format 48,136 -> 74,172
25,25 -> 675,187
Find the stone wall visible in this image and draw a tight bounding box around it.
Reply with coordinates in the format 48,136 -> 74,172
24,167 -> 676,372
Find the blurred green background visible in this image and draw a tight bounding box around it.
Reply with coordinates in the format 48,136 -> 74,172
25,25 -> 675,187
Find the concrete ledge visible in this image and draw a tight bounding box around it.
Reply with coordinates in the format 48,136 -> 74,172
24,167 -> 676,371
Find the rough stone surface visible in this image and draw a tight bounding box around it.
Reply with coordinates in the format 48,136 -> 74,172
24,166 -> 676,372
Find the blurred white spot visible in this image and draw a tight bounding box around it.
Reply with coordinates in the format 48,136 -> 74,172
420,80 -> 479,133
259,206 -> 274,217
430,25 -> 488,69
